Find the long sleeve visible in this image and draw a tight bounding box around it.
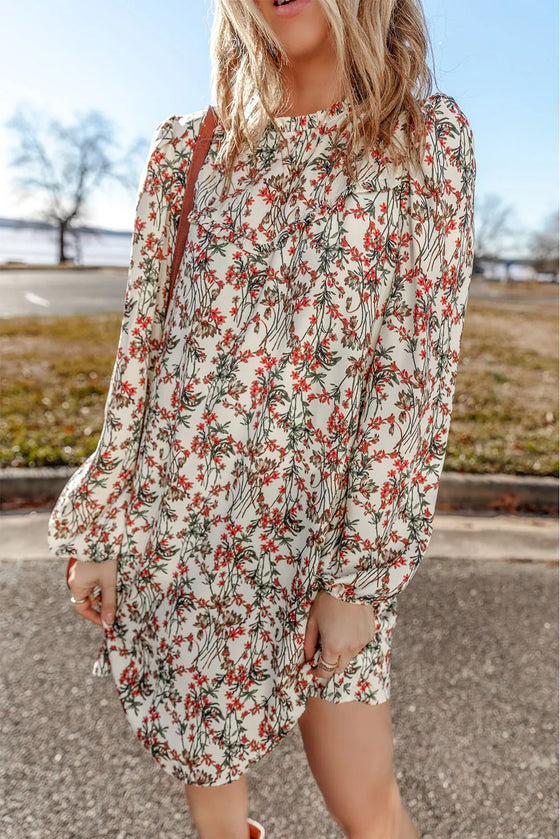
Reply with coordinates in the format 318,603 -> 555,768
47,114 -> 194,562
316,93 -> 476,605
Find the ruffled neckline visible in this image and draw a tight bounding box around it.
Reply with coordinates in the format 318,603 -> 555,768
268,98 -> 349,134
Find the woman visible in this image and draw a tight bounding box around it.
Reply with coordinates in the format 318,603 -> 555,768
48,1 -> 476,837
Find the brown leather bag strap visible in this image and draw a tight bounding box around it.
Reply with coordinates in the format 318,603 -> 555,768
166,105 -> 218,316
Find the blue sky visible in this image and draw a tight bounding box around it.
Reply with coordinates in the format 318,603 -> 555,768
0,0 -> 557,254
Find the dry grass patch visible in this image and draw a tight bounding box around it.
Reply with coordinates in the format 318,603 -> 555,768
448,294 -> 558,475
0,286 -> 558,475
1,315 -> 121,467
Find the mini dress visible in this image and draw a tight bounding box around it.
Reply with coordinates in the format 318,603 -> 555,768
48,92 -> 476,786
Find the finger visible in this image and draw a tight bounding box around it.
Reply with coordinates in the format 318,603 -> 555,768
334,655 -> 352,674
66,556 -> 78,589
71,585 -> 101,621
303,615 -> 319,663
69,585 -> 92,604
310,645 -> 340,679
73,598 -> 103,626
100,580 -> 116,626
310,663 -> 335,680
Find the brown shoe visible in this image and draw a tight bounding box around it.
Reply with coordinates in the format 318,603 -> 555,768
247,817 -> 266,838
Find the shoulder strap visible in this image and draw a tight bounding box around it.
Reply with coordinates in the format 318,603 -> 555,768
167,105 -> 218,316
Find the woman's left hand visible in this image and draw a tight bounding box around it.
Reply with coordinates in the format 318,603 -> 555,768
304,589 -> 376,678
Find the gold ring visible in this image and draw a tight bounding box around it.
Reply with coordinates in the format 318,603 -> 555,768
70,594 -> 90,605
317,654 -> 339,671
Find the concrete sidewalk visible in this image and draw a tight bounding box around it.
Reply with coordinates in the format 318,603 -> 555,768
1,510 -> 558,839
1,508 -> 557,564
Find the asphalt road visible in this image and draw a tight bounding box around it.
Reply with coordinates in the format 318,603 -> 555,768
0,269 -> 557,319
0,269 -> 128,318
0,512 -> 558,839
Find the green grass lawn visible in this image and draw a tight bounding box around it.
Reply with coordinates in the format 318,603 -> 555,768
1,286 -> 558,476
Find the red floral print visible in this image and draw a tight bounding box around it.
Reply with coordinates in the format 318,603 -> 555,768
48,93 -> 476,785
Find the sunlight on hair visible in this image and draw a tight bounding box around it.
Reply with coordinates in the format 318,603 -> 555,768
210,0 -> 435,194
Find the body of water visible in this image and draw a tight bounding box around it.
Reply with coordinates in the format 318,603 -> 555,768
1,223 -> 557,283
0,224 -> 132,267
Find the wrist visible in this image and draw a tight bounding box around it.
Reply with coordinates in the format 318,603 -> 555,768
317,576 -> 380,606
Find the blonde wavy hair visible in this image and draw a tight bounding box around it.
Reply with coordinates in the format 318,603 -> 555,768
210,0 -> 435,192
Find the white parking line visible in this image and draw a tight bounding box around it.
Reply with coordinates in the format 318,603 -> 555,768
24,292 -> 51,308
25,291 -> 51,309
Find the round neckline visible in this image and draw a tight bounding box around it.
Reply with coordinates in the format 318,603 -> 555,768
270,97 -> 349,131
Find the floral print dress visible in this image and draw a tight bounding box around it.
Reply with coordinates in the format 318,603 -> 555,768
48,92 -> 476,786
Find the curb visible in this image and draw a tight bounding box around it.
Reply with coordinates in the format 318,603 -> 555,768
0,467 -> 76,505
435,471 -> 558,515
0,466 -> 558,515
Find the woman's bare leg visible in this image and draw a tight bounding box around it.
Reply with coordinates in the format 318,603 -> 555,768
183,774 -> 250,839
298,696 -> 419,839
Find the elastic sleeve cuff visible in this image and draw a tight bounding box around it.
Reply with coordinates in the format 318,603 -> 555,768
315,575 -> 384,606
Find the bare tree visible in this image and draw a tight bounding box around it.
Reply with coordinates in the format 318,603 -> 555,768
527,210 -> 559,277
473,193 -> 520,272
7,105 -> 144,264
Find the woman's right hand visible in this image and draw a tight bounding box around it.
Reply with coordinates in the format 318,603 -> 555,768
68,557 -> 118,627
